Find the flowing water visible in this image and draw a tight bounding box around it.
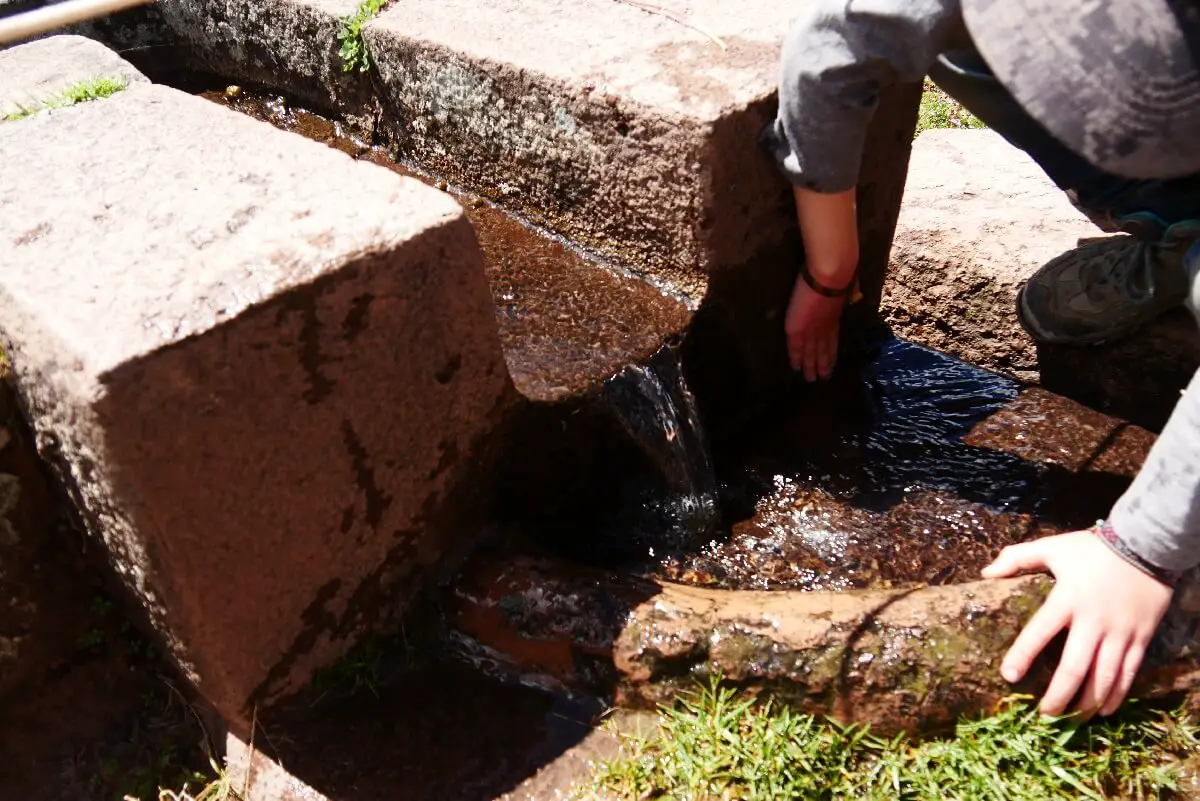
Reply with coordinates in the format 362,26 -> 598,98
657,337 -> 1151,591
599,343 -> 719,550
177,79 -> 1152,591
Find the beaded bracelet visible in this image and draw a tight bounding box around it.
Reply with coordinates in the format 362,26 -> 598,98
1091,519 -> 1183,587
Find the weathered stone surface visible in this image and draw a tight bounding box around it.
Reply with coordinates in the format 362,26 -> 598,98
883,128 -> 1200,430
365,0 -> 791,298
154,0 -> 920,415
365,1 -> 920,415
0,83 -> 514,724
155,0 -> 379,125
0,34 -> 148,116
883,129 -> 1095,381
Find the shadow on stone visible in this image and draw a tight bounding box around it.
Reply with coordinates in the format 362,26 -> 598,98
1036,308 -> 1200,433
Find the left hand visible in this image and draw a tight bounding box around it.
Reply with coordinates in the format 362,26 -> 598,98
785,275 -> 845,381
981,530 -> 1174,718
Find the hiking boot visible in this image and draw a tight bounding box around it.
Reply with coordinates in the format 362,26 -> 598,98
1017,221 -> 1200,345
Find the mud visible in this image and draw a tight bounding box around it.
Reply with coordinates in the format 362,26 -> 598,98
198,88 -> 692,402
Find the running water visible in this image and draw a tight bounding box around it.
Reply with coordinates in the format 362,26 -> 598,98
600,343 -> 719,551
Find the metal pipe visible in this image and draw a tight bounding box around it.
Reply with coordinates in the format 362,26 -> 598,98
0,0 -> 155,46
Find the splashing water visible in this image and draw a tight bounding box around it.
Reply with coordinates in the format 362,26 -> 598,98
601,344 -> 719,551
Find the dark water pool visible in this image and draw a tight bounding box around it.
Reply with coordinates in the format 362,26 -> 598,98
657,337 -> 1151,590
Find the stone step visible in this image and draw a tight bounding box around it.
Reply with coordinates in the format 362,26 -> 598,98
146,0 -> 921,418
0,36 -> 514,727
883,129 -> 1200,432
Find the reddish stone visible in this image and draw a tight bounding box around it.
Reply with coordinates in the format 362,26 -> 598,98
0,81 -> 514,725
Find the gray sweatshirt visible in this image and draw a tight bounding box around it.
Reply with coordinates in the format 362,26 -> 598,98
764,0 -> 1200,575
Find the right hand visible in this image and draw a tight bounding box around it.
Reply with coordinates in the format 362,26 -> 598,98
788,187 -> 859,380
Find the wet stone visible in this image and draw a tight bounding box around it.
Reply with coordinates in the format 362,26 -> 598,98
962,387 -> 1122,470
200,88 -> 692,402
656,339 -> 1154,591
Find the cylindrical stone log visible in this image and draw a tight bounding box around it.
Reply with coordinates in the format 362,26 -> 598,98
451,554 -> 1200,735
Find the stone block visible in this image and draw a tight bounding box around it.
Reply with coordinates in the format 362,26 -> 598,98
364,0 -> 920,415
155,0 -> 380,125
0,34 -> 148,117
142,0 -> 920,419
0,82 -> 513,724
883,128 -> 1199,430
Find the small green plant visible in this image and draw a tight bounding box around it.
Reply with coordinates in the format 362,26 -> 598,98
917,78 -> 986,135
149,756 -> 239,801
595,677 -> 1200,800
337,0 -> 390,73
1,75 -> 130,122
77,594 -> 117,649
308,624 -> 423,701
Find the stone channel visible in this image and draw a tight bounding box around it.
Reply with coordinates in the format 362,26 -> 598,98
2,4 -> 1200,799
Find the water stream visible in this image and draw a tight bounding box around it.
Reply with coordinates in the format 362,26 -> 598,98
659,337 -> 1151,591
170,78 -> 1151,594
600,343 -> 719,551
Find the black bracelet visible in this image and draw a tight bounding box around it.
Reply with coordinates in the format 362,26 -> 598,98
798,260 -> 857,299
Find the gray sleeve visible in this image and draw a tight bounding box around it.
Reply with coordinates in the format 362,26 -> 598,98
762,0 -> 965,193
1110,368 -> 1200,572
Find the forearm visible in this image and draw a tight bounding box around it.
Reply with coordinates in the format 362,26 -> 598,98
1109,367 -> 1200,573
764,0 -> 967,192
793,187 -> 859,286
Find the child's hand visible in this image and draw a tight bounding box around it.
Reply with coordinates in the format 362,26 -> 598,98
982,531 -> 1174,718
788,186 -> 858,380
785,277 -> 844,381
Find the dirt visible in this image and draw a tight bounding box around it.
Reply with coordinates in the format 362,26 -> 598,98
0,367 -> 210,801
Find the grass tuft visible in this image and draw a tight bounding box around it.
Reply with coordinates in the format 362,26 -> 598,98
1,75 -> 129,122
337,0 -> 391,73
917,78 -> 985,135
595,677 -> 1200,800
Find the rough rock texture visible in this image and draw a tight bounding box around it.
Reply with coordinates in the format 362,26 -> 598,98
365,0 -> 921,416
0,82 -> 514,725
0,372 -> 62,703
151,0 -> 920,417
452,554 -> 1200,736
155,0 -> 379,125
365,0 -> 796,298
883,129 -> 1200,431
0,34 -> 148,116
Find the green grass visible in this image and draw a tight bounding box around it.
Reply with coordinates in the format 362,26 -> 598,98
1,75 -> 130,122
337,0 -> 391,72
594,678 -> 1200,800
917,78 -> 985,135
